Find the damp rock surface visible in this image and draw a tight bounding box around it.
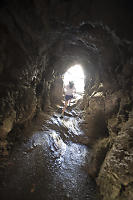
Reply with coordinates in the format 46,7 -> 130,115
0,105 -> 101,200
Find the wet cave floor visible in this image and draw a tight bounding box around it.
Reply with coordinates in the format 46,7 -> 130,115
0,100 -> 101,200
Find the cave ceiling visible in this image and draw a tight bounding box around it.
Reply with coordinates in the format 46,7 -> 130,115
0,0 -> 132,90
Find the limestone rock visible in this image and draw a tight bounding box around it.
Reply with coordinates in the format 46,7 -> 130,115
97,117 -> 133,200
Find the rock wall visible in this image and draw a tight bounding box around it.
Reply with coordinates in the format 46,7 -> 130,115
82,41 -> 133,199
96,58 -> 133,199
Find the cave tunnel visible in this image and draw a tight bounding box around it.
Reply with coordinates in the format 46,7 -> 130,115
0,0 -> 133,200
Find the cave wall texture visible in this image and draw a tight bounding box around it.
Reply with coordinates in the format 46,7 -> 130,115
0,0 -> 133,200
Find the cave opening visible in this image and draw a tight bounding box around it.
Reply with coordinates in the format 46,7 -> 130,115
63,64 -> 85,94
62,64 -> 85,103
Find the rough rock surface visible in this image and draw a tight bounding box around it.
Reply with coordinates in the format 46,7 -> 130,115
97,116 -> 133,200
0,1 -> 133,200
83,55 -> 133,199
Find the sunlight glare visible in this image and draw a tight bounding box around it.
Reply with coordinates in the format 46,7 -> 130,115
63,64 -> 84,93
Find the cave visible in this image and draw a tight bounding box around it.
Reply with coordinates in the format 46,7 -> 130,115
0,0 -> 133,200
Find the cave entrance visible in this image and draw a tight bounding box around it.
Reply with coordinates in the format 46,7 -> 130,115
63,64 -> 84,100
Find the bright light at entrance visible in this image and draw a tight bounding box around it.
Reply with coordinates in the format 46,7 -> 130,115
63,64 -> 84,93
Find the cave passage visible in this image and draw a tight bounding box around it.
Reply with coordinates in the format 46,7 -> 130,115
0,1 -> 133,200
